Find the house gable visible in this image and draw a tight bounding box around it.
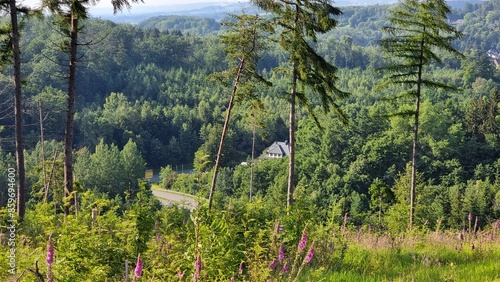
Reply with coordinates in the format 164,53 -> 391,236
265,141 -> 290,158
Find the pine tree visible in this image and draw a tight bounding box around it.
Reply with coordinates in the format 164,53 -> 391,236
250,0 -> 348,209
42,0 -> 143,215
0,0 -> 30,220
378,0 -> 463,228
207,13 -> 270,209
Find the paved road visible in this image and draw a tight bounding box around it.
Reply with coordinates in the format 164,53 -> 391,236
152,189 -> 199,210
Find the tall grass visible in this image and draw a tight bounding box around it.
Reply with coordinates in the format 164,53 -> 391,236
304,228 -> 500,281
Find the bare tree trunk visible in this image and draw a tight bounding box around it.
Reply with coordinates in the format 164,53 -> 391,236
38,101 -> 47,192
286,3 -> 301,211
410,94 -> 420,229
208,59 -> 245,210
45,148 -> 58,203
10,0 -> 26,221
250,122 -> 256,202
64,14 -> 78,216
287,64 -> 297,210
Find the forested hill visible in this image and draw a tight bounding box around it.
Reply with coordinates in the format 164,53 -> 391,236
0,0 -> 499,228
92,0 -> 486,24
133,0 -> 487,37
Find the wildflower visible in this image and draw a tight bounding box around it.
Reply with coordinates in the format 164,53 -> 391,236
239,261 -> 243,275
468,213 -> 472,222
297,231 -> 307,251
46,263 -> 53,282
193,254 -> 202,281
274,222 -> 281,234
343,213 -> 349,224
269,259 -> 277,270
46,236 -> 54,266
134,254 -> 143,277
278,243 -> 285,263
281,258 -> 290,273
177,270 -> 184,278
305,245 -> 314,263
494,221 -> 500,229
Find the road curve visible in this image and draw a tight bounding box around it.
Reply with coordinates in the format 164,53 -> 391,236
152,189 -> 199,210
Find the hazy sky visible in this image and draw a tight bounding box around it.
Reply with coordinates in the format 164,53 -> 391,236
20,0 -> 241,8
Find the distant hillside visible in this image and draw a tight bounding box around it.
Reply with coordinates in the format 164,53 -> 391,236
91,2 -> 260,24
92,1 -> 486,24
137,16 -> 222,36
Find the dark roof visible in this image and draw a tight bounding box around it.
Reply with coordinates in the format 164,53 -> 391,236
267,141 -> 290,156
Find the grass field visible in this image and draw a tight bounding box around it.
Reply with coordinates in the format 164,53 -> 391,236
304,230 -> 500,281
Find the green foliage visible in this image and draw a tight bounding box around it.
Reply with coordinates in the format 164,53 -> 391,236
4,2 -> 500,281
160,165 -> 178,189
74,139 -> 146,197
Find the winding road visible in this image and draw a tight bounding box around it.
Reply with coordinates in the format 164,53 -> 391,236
152,188 -> 200,210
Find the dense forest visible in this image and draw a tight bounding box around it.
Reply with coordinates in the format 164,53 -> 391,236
1,0 -> 500,280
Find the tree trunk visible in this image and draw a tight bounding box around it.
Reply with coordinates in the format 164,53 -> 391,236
10,0 -> 26,221
208,59 -> 245,210
39,101 -> 47,195
250,122 -> 256,202
410,30 -> 425,229
287,64 -> 297,210
64,14 -> 78,216
287,3 -> 300,210
410,94 -> 420,229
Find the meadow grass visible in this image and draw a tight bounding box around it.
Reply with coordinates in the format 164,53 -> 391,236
303,230 -> 500,281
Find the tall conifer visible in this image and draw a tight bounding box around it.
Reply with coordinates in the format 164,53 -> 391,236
378,0 -> 463,228
250,0 -> 348,209
42,0 -> 143,215
207,13 -> 270,209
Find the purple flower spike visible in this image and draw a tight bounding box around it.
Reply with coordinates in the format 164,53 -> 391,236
239,261 -> 243,275
281,259 -> 290,273
305,245 -> 314,263
278,244 -> 285,263
475,216 -> 479,225
344,213 -> 349,224
46,237 -> 54,266
177,270 -> 184,278
134,255 -> 143,277
468,213 -> 472,222
494,221 -> 500,229
269,259 -> 277,270
298,232 -> 307,251
193,254 -> 202,281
